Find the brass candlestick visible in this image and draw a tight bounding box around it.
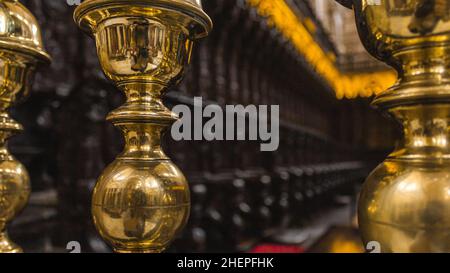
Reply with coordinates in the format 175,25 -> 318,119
0,0 -> 51,253
338,0 -> 450,252
74,0 -> 211,253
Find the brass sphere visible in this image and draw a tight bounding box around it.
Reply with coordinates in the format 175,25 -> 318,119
359,160 -> 450,252
0,157 -> 30,253
92,159 -> 189,253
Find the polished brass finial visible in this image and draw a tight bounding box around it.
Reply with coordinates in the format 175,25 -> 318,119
0,0 -> 50,253
74,0 -> 212,253
339,0 -> 450,252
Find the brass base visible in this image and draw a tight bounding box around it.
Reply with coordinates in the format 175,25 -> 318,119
0,230 -> 23,253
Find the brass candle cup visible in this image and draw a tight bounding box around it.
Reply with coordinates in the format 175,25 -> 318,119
74,0 -> 211,253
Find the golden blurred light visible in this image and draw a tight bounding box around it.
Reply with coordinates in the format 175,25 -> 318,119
247,0 -> 397,99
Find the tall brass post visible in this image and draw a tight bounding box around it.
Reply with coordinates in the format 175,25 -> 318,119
0,0 -> 51,253
338,0 -> 450,252
74,0 -> 212,253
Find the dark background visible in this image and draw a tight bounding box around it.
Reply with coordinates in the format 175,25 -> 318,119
8,0 -> 397,253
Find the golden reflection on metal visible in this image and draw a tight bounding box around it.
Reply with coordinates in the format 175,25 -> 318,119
74,0 -> 211,253
0,0 -> 50,253
339,0 -> 450,252
308,227 -> 365,253
247,0 -> 398,99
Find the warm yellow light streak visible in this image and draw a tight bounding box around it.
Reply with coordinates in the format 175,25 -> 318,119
247,0 -> 397,99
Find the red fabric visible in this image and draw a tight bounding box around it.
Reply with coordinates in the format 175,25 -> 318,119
249,244 -> 305,253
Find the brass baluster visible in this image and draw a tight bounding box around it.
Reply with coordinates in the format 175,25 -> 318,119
339,0 -> 450,252
0,0 -> 51,253
74,0 -> 212,253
